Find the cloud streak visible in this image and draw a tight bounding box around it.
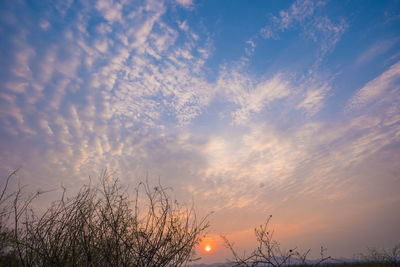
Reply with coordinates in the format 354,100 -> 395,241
348,61 -> 400,110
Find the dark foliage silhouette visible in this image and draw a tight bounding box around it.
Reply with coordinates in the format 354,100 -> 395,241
0,170 -> 209,266
222,215 -> 330,267
358,243 -> 400,266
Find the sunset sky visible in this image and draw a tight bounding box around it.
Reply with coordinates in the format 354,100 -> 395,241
1,0 -> 400,264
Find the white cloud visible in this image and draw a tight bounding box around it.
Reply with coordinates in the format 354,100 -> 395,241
150,23 -> 178,53
260,0 -> 346,60
11,47 -> 35,79
347,60 -> 400,109
296,81 -> 330,117
39,20 -> 51,30
356,38 -> 398,65
55,0 -> 74,17
39,119 -> 54,136
200,123 -> 304,185
218,70 -> 290,124
95,0 -> 123,23
175,0 -> 193,8
307,16 -> 347,56
0,0 -> 343,200
178,20 -> 189,31
92,15 -> 214,126
261,0 -> 318,38
129,12 -> 163,52
94,39 -> 108,53
4,81 -> 29,93
245,39 -> 256,56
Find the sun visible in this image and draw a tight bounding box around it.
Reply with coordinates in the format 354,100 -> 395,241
201,237 -> 216,254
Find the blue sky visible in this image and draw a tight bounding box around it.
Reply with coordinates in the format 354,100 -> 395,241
1,0 -> 400,263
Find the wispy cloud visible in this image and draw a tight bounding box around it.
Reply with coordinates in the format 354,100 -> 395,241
259,0 -> 346,61
296,80 -> 330,117
306,16 -> 347,57
356,38 -> 399,65
218,69 -> 290,124
39,20 -> 51,31
347,60 -> 400,110
175,0 -> 193,8
260,0 -> 318,38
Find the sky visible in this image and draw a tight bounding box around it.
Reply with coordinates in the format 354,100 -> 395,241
1,0 -> 400,264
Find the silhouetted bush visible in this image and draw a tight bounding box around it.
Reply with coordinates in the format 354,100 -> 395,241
0,170 -> 209,266
222,215 -> 330,266
0,170 -> 17,265
358,243 -> 400,266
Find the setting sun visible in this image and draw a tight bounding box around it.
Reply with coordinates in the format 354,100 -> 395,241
204,245 -> 212,253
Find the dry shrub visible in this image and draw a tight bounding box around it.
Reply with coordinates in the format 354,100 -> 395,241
222,215 -> 330,267
0,170 -> 209,266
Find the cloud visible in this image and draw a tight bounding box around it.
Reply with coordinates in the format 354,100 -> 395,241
94,39 -> 108,53
178,20 -> 189,31
216,64 -> 334,123
188,81 -> 400,211
175,0 -> 193,8
296,81 -> 330,117
95,0 -> 123,23
4,81 -> 29,93
195,123 -> 307,209
244,39 -> 256,56
0,0 -> 353,203
11,47 -> 35,79
151,25 -> 178,53
356,38 -> 398,64
0,0 -> 221,192
260,0 -> 318,38
307,16 -> 347,56
260,0 -> 346,60
39,20 -> 51,30
217,66 -> 291,124
347,60 -> 400,109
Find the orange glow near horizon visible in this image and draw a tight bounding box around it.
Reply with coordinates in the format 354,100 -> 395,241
200,237 -> 217,254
